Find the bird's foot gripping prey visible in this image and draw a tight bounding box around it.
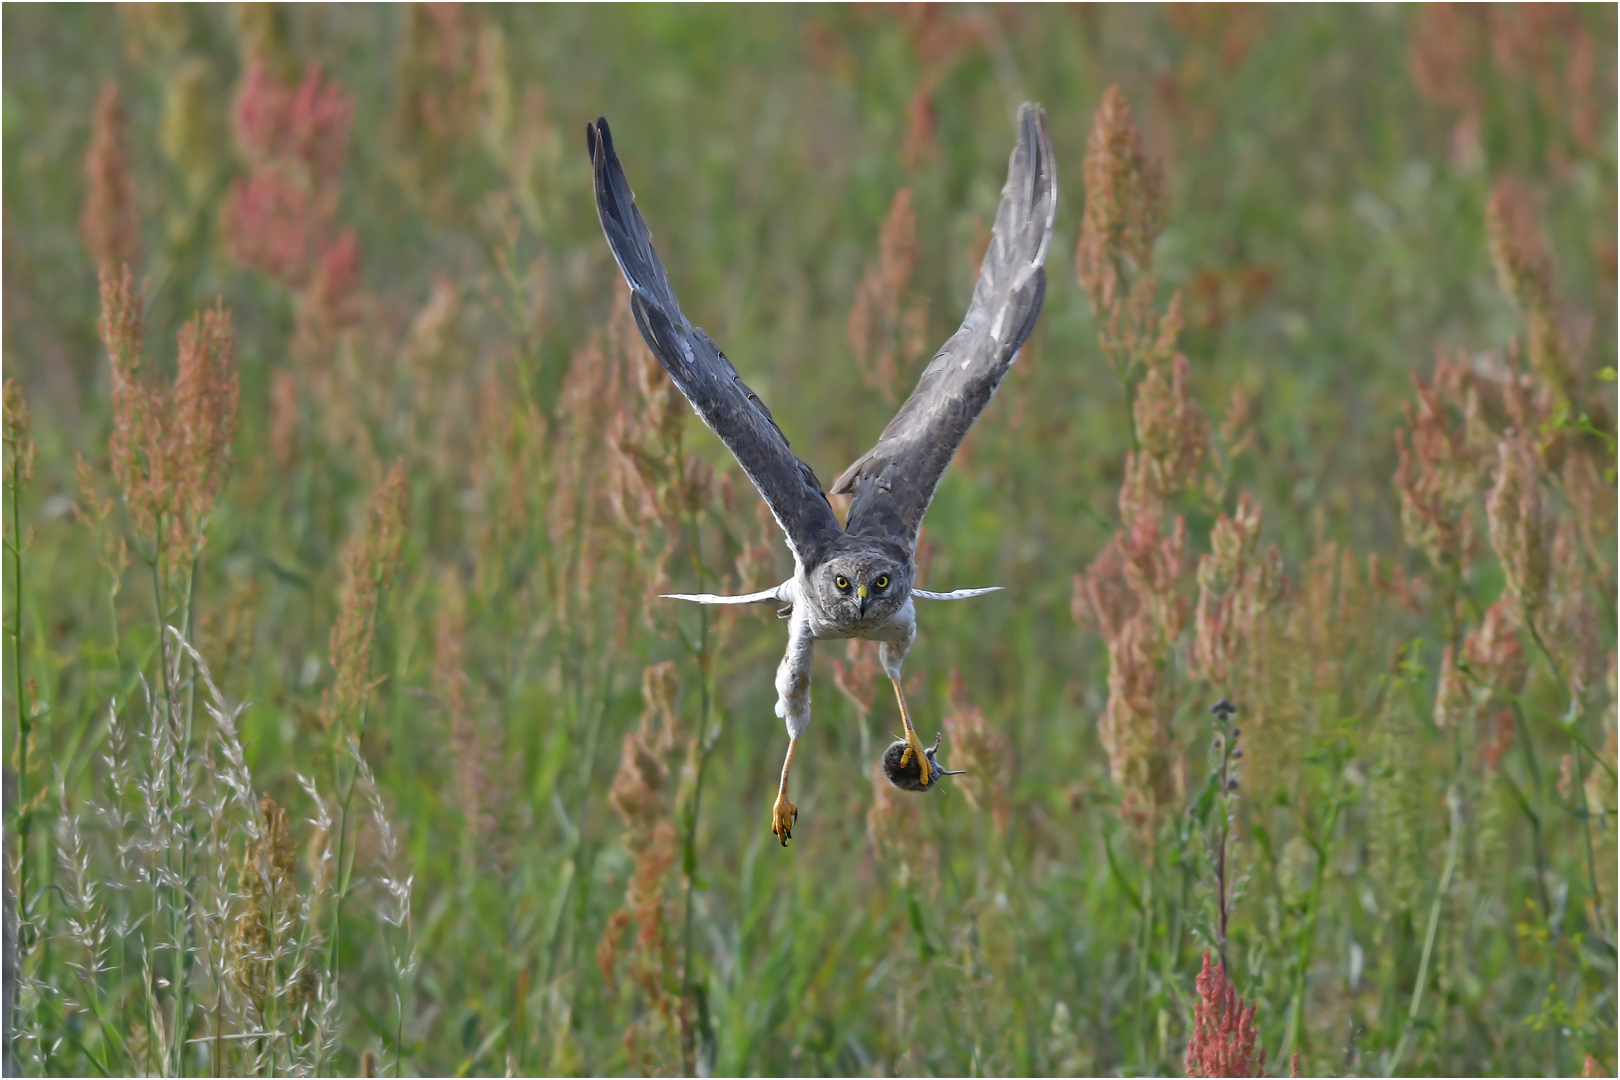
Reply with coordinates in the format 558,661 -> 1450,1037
588,102 -> 1056,846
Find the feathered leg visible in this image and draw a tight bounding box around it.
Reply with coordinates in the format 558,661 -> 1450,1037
771,612 -> 814,844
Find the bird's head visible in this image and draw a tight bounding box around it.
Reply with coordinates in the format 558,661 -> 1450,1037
809,547 -> 911,629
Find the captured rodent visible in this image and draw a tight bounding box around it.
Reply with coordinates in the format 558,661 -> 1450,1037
881,733 -> 966,792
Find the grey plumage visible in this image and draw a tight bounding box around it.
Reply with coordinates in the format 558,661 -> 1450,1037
832,103 -> 1057,554
586,118 -> 843,568
588,104 -> 1057,841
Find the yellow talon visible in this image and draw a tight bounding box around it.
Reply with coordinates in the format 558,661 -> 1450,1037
899,729 -> 934,787
888,675 -> 933,787
771,792 -> 798,845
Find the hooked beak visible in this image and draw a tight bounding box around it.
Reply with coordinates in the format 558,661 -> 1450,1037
857,582 -> 867,614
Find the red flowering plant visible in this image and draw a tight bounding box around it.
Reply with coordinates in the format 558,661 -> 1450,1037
223,61 -> 361,356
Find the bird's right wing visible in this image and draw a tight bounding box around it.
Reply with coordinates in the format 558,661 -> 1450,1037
588,117 -> 843,567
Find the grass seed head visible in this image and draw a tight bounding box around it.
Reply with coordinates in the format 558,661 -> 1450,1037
321,460 -> 411,731
229,796 -> 301,1013
601,662 -> 687,1069
4,380 -> 36,491
173,302 -> 239,555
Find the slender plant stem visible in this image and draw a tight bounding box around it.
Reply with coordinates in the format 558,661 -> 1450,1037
147,522 -> 194,1076
1210,704 -> 1237,968
1509,702 -> 1555,918
394,985 -> 404,1077
537,656 -> 609,1076
6,446 -> 31,1070
1283,794 -> 1342,1061
1132,862 -> 1154,1066
1522,615 -> 1572,712
1521,615 -> 1610,936
1386,787 -> 1461,1076
1570,744 -> 1609,942
327,559 -> 392,987
679,514 -> 717,1073
1454,662 -> 1615,780
327,699 -> 370,984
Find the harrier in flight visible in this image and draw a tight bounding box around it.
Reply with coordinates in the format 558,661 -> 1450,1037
588,103 -> 1056,845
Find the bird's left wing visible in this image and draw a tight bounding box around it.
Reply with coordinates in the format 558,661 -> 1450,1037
832,103 -> 1056,551
588,117 -> 843,568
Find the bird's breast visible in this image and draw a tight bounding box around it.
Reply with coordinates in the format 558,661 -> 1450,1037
804,595 -> 915,643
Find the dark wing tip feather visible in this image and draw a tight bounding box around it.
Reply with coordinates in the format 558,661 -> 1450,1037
586,116 -> 615,164
589,116 -> 679,319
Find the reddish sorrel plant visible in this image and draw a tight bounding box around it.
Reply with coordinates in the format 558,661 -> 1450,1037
598,662 -> 689,1074
80,83 -> 140,272
1410,4 -> 1602,165
223,61 -> 362,361
320,461 -> 410,996
99,266 -> 240,570
1072,86 -> 1206,834
847,187 -> 928,402
319,460 -> 409,734
941,670 -> 1012,836
1184,950 -> 1267,1078
225,61 -> 354,286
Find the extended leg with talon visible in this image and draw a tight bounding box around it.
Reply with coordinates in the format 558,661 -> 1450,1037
770,614 -> 813,845
888,675 -> 934,789
771,737 -> 799,845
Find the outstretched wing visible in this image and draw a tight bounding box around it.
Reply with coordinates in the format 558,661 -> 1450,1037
831,103 -> 1057,552
588,117 -> 843,567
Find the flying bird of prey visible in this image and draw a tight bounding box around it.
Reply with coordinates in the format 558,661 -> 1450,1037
587,103 -> 1056,845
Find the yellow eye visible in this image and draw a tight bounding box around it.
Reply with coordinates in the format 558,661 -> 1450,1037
835,575 -> 850,590
875,575 -> 889,589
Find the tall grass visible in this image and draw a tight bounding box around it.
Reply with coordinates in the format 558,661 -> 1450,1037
3,5 -> 1615,1076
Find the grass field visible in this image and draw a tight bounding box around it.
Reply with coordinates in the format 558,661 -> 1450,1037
3,5 -> 1616,1076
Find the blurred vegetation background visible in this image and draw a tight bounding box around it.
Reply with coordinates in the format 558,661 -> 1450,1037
2,4 -> 1615,1076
